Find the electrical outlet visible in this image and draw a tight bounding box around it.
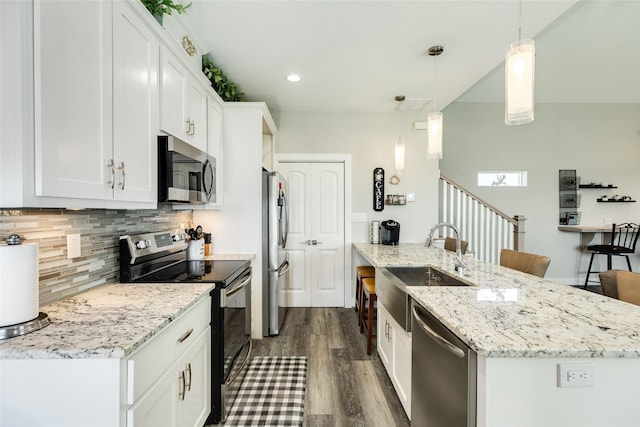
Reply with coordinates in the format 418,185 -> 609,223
67,233 -> 81,259
557,363 -> 595,387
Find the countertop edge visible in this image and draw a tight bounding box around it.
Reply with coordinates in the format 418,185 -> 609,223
0,283 -> 214,360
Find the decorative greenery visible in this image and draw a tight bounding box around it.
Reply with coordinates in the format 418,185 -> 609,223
202,56 -> 245,102
141,0 -> 191,17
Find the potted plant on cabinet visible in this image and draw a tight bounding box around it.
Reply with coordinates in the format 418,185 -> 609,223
202,56 -> 245,102
140,0 -> 191,24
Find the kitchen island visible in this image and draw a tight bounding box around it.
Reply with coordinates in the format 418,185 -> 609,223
354,243 -> 640,427
0,282 -> 214,427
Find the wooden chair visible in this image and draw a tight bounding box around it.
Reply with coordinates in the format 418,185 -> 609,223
355,266 -> 375,326
616,271 -> 640,306
359,277 -> 377,355
443,237 -> 468,255
584,223 -> 640,289
499,248 -> 551,278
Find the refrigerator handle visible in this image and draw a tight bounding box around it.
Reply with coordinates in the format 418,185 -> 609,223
282,193 -> 289,248
277,260 -> 290,277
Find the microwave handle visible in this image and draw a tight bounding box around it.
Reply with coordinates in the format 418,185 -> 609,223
202,159 -> 214,199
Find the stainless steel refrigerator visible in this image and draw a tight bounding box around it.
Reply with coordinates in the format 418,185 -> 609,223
262,169 -> 290,336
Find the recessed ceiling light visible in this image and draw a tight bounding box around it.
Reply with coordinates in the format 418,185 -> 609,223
286,74 -> 301,82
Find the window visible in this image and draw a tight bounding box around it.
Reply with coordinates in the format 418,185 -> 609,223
477,171 -> 528,187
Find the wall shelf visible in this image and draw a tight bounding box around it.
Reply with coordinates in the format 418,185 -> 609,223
579,184 -> 618,189
597,199 -> 636,203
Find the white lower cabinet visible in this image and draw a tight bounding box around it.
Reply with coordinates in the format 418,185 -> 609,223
377,302 -> 412,419
127,326 -> 210,427
0,297 -> 211,427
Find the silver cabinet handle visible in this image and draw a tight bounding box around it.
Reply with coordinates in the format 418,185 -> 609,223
177,328 -> 193,343
178,370 -> 186,401
118,162 -> 126,190
107,159 -> 115,189
185,362 -> 192,391
190,120 -> 195,136
185,119 -> 191,135
412,306 -> 465,359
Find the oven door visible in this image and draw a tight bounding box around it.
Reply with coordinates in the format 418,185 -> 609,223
220,268 -> 252,421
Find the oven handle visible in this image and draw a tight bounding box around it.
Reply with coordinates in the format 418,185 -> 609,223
224,270 -> 252,299
226,339 -> 252,386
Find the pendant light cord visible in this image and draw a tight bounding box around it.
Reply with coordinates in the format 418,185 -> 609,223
433,56 -> 438,111
518,0 -> 522,42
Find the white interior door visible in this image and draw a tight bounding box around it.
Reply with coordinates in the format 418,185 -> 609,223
278,162 -> 345,307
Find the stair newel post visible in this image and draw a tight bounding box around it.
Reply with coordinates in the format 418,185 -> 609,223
513,215 -> 526,251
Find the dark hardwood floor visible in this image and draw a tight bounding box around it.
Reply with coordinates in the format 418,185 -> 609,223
251,307 -> 410,427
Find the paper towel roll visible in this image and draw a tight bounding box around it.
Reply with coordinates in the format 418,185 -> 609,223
0,242 -> 39,327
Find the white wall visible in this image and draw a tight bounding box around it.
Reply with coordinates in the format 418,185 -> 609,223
440,102 -> 640,284
274,111 -> 440,244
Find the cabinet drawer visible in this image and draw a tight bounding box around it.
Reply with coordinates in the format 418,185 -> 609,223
127,296 -> 211,404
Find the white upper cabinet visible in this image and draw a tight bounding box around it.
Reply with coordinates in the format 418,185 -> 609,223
33,0 -> 157,205
34,0 -> 114,201
112,0 -> 158,203
160,47 -> 208,152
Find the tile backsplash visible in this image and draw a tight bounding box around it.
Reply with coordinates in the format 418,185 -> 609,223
0,207 -> 193,306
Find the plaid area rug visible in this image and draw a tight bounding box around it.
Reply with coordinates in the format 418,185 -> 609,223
226,356 -> 307,426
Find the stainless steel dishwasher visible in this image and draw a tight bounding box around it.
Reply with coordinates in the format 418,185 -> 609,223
411,299 -> 477,427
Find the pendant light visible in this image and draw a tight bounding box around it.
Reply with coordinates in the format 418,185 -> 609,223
505,0 -> 535,125
427,45 -> 444,159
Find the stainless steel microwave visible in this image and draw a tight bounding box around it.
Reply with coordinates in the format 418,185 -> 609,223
158,135 -> 216,204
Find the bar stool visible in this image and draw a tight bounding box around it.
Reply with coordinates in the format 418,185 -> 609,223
355,266 -> 375,320
359,277 -> 377,355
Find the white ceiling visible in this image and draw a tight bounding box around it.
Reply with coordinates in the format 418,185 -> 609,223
185,1 -> 639,113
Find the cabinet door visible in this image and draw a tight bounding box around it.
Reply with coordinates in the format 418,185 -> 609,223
127,361 -> 178,427
112,1 -> 158,203
177,327 -> 211,427
392,323 -> 412,418
187,79 -> 208,152
377,304 -> 392,369
34,0 -> 113,200
160,48 -> 189,141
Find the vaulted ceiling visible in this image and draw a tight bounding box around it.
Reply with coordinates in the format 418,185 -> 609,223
186,1 -> 640,113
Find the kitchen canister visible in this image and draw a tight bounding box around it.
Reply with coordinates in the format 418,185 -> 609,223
187,239 -> 205,260
370,221 -> 380,244
0,237 -> 39,327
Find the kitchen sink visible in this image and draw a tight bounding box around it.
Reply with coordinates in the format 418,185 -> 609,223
376,266 -> 469,332
385,266 -> 468,287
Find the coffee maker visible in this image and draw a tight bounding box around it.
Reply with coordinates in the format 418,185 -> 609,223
380,220 -> 400,245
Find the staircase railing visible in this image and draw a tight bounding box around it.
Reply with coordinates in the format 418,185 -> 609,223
439,173 -> 526,264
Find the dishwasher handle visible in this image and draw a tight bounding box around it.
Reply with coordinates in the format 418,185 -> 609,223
412,305 -> 465,359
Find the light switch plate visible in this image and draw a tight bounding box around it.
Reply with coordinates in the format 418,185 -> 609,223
67,234 -> 81,259
352,212 -> 367,222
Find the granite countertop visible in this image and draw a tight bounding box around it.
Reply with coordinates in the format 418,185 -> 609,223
354,243 -> 640,358
0,283 -> 213,360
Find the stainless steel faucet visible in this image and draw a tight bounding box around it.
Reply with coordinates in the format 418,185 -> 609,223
425,222 -> 467,274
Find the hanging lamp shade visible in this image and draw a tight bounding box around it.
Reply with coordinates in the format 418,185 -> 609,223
505,39 -> 535,125
394,137 -> 405,172
427,111 -> 443,159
